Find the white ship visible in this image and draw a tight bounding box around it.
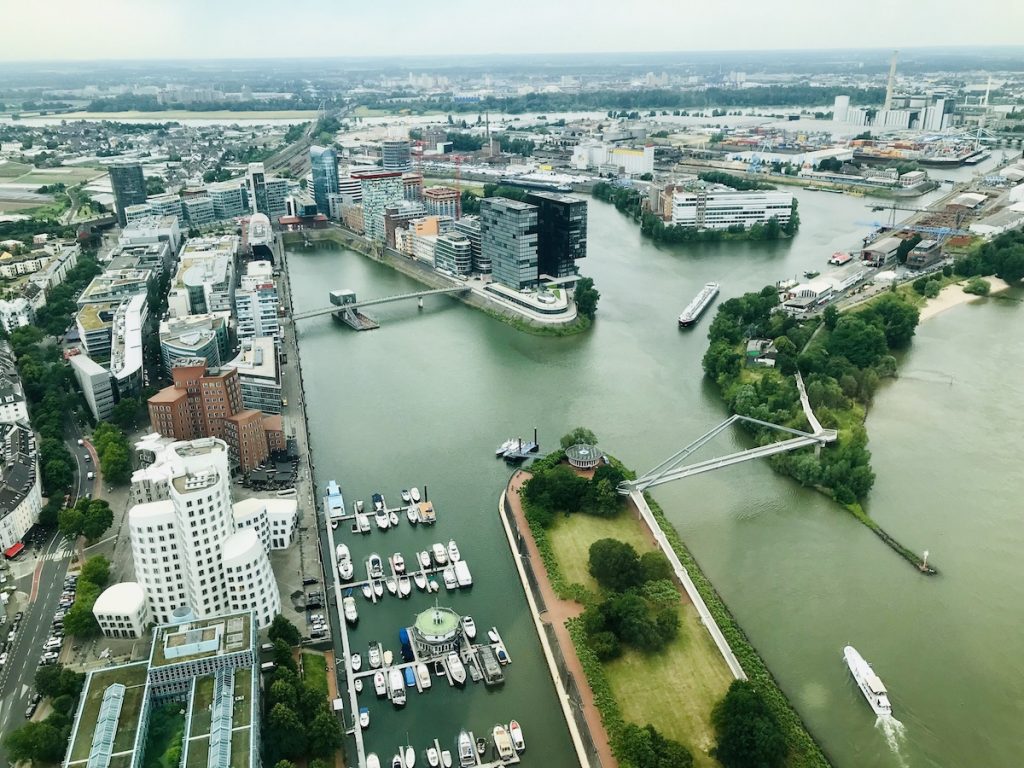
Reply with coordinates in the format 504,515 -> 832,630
844,645 -> 892,717
678,282 -> 720,328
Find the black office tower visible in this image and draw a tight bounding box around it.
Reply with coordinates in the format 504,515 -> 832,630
109,162 -> 147,226
526,191 -> 587,279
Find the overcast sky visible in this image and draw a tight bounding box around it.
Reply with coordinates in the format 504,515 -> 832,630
2,0 -> 1023,61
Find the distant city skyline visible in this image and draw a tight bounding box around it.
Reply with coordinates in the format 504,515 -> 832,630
3,0 -> 1023,62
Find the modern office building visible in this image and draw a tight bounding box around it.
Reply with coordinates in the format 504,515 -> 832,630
670,188 -> 794,230
183,195 -> 215,228
76,302 -> 121,358
92,582 -> 149,639
832,95 -> 850,123
108,162 -> 147,227
109,294 -> 147,399
453,215 -> 485,272
402,172 -> 424,201
424,186 -> 460,219
70,354 -> 115,421
118,215 -> 182,257
208,179 -> 249,220
481,197 -> 539,290
309,145 -> 339,215
246,162 -> 288,221
0,422 -> 41,552
166,236 -> 237,317
159,312 -> 231,373
77,268 -> 154,307
224,338 -> 282,415
146,193 -> 185,226
383,201 -> 428,248
359,171 -> 404,242
382,139 -> 412,172
124,438 -> 282,627
232,497 -> 298,551
526,191 -> 588,278
434,233 -> 473,276
234,281 -> 279,340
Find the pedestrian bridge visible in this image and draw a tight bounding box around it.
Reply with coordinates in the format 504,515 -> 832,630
619,373 -> 837,494
291,286 -> 470,322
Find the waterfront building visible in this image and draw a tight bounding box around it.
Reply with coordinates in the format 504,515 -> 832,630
125,439 -> 282,627
234,282 -> 279,340
565,443 -> 605,470
571,143 -> 654,176
670,188 -> 794,230
434,233 -> 473,276
183,195 -> 215,228
383,201 -> 428,248
232,497 -> 298,550
832,95 -> 850,122
118,215 -> 182,257
159,312 -> 231,373
481,197 -> 538,290
240,259 -> 273,290
423,186 -> 460,219
92,582 -> 149,639
208,179 -> 249,220
166,236 -> 237,318
382,139 -> 413,172
526,191 -> 588,278
359,171 -> 404,242
906,239 -> 943,270
223,338 -> 282,415
0,422 -> 41,552
309,145 -> 340,215
337,174 -> 363,204
453,214 -> 486,272
408,605 -> 464,658
108,162 -> 147,227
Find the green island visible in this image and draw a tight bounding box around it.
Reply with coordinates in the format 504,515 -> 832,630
517,428 -> 828,768
592,178 -> 800,244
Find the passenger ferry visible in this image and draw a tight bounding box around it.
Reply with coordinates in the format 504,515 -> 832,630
844,645 -> 892,717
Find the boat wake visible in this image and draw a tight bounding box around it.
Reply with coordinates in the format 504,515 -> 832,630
876,715 -> 908,766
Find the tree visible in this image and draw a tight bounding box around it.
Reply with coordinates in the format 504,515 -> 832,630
80,555 -> 110,588
560,427 -> 598,449
588,539 -> 644,593
100,442 -> 131,485
827,315 -> 887,369
822,304 -> 839,331
109,398 -> 141,431
574,276 -> 600,319
895,234 -> 922,265
269,615 -> 302,647
640,551 -> 672,583
615,723 -> 694,768
35,664 -> 84,699
306,710 -> 344,758
273,638 -> 297,671
861,293 -> 919,349
587,630 -> 621,660
265,704 -> 307,760
61,499 -> 114,542
4,721 -> 66,764
712,680 -> 788,768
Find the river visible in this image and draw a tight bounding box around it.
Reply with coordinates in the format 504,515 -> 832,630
287,186 -> 1023,768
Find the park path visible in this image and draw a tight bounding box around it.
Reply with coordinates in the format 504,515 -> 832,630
507,471 -> 617,768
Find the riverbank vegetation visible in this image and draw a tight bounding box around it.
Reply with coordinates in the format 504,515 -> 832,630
519,430 -> 819,767
954,227 -> 1024,283
592,182 -> 800,244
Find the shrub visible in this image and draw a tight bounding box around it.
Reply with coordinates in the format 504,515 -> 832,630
963,277 -> 990,296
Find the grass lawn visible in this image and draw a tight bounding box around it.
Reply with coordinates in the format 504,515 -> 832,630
351,106 -> 392,117
0,161 -> 31,177
605,604 -> 733,767
0,199 -> 46,212
547,511 -> 655,593
17,168 -> 103,184
302,651 -> 328,697
60,110 -> 318,121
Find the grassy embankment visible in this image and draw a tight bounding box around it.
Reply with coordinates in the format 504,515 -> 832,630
56,110 -> 320,120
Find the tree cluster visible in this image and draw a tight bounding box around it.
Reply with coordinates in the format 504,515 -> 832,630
59,554 -> 110,637
615,723 -> 694,768
582,540 -> 680,659
91,422 -> 133,485
697,171 -> 774,191
574,277 -> 600,320
522,462 -> 628,527
262,662 -> 344,764
3,664 -> 85,765
712,680 -> 788,768
954,227 -> 1024,283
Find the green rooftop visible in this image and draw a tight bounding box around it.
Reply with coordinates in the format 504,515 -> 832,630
67,663 -> 149,766
183,667 -> 254,768
414,606 -> 460,638
151,612 -> 252,668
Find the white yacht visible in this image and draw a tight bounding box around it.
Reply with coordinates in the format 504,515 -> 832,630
447,540 -> 461,562
844,645 -> 892,716
410,487 -> 421,503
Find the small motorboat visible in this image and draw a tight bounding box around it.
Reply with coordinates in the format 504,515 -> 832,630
331,519 -> 338,529
369,642 -> 382,668
393,553 -> 406,573
389,510 -> 400,527
373,580 -> 384,598
343,596 -> 358,623
418,551 -> 431,569
433,660 -> 446,675
398,575 -> 412,597
405,746 -> 415,768
401,489 -> 412,503
495,644 -> 510,665
375,509 -> 390,530
410,487 -> 421,503
358,513 -> 371,533
406,506 -> 419,524
426,747 -> 439,768
350,653 -> 362,672
440,750 -> 452,768
389,668 -> 406,707
358,706 -> 369,728
509,720 -> 525,753
431,543 -> 448,565
428,579 -> 440,593
492,725 -> 514,760
443,567 -> 457,590
367,754 -> 380,768
338,559 -> 354,581
447,652 -> 466,685
361,583 -> 373,600
354,678 -> 363,693
447,540 -> 460,562
356,499 -> 365,514
369,554 -> 384,579
383,650 -> 394,667
461,616 -> 476,640
487,627 -> 500,644
386,577 -> 398,596
374,670 -> 387,696
404,666 -> 416,687
414,572 -> 428,590
391,755 -> 402,768
372,492 -> 384,511
475,737 -> 486,756
457,731 -> 474,767
416,663 -> 431,689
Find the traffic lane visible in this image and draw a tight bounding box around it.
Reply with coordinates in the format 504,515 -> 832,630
0,536 -> 69,750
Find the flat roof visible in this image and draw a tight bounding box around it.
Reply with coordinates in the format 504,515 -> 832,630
151,611 -> 252,668
77,301 -> 120,332
66,663 -> 149,768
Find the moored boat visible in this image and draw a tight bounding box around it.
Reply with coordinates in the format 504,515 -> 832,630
391,755 -> 401,768
372,492 -> 385,511
369,642 -> 382,668
388,667 -> 406,706
383,649 -> 394,666
368,554 -> 384,579
404,666 -> 416,687
844,645 -> 892,716
495,437 -> 517,456
350,652 -> 361,672
453,561 -> 472,587
406,505 -> 419,524
416,662 -> 431,689
374,670 -> 387,696
338,559 -> 354,581
457,732 -> 474,767
343,596 -> 358,624
447,652 -> 466,685
461,615 -> 477,640
398,575 -> 412,597
362,583 -> 373,600
386,577 -> 398,595
375,509 -> 390,530
487,627 -> 500,644
373,580 -> 384,598
509,720 -> 525,752
393,552 -> 405,573
431,543 -> 448,565
401,489 -> 412,503
358,513 -> 371,533
492,725 -> 514,760
495,644 -> 510,665
418,550 -> 431,569
367,755 -> 380,768
440,750 -> 452,768
405,746 -> 415,768
389,510 -> 400,527
414,572 -> 428,590
410,487 -> 421,503
359,706 -> 370,727
475,738 -> 486,756
426,747 -> 439,767
447,539 -> 460,562
443,566 -> 457,590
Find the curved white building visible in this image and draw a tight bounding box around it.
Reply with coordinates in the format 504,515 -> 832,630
232,497 -> 298,550
93,582 -> 149,638
223,528 -> 280,628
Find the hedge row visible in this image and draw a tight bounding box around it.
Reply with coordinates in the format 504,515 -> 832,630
566,617 -> 628,758
643,492 -> 832,768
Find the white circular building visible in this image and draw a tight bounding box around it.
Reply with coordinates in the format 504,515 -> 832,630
222,528 -> 281,629
93,582 -> 149,639
565,443 -> 604,470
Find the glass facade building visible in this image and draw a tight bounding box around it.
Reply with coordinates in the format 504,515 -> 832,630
480,198 -> 538,290
109,163 -> 147,227
526,191 -> 588,278
309,145 -> 339,215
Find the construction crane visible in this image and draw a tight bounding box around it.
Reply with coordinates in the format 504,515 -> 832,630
854,220 -> 972,243
863,201 -> 971,230
884,50 -> 899,111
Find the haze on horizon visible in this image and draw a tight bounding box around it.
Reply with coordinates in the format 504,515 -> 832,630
3,0 -> 1023,63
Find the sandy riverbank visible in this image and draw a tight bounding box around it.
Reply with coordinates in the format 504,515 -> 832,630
919,277 -> 1011,322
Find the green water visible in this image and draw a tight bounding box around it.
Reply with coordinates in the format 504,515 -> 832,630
290,190 -> 1024,768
